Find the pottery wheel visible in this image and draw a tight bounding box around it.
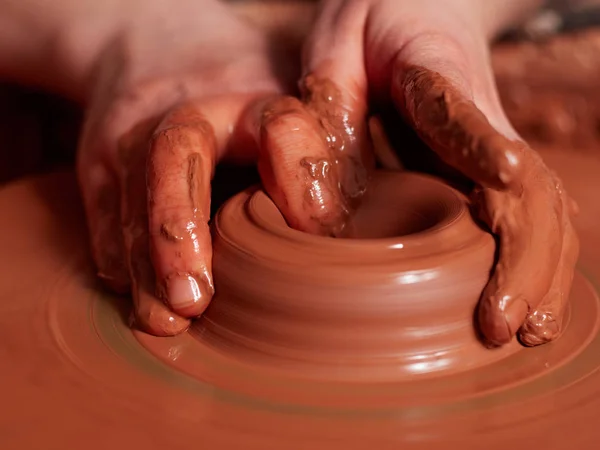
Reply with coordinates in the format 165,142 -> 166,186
2,147 -> 600,450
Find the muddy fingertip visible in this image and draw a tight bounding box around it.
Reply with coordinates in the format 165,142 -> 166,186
518,310 -> 561,347
133,296 -> 191,337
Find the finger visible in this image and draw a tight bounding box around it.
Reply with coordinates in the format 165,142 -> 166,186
362,1 -> 524,191
128,223 -> 192,336
120,120 -> 190,336
301,0 -> 374,201
76,156 -> 130,294
373,17 -> 568,346
147,103 -> 215,318
474,163 -> 564,345
391,58 -> 524,193
519,194 -> 580,346
77,72 -> 195,294
243,95 -> 348,236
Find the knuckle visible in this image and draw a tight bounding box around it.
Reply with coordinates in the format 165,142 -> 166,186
260,98 -> 324,159
261,96 -> 307,128
398,29 -> 471,78
151,122 -> 214,154
150,201 -> 197,219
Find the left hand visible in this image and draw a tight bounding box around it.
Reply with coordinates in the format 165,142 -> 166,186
75,0 -> 337,335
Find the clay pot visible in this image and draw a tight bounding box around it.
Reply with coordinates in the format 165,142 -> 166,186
197,171 -> 518,381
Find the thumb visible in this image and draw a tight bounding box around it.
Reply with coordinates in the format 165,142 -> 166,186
392,59 -> 524,192
366,2 -> 529,191
395,31 -> 525,191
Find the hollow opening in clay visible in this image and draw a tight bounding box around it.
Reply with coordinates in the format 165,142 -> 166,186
251,171 -> 464,242
203,171 -> 508,381
340,172 -> 462,239
342,192 -> 452,239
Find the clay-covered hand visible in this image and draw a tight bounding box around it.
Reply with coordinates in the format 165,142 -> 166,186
289,0 -> 579,346
77,0 -> 318,335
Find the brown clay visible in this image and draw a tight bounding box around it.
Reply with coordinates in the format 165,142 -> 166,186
0,160 -> 599,449
148,105 -> 216,319
394,65 -> 577,347
302,74 -> 373,204
1,15 -> 600,449
396,65 -> 523,193
197,170 -> 518,381
257,95 -> 353,237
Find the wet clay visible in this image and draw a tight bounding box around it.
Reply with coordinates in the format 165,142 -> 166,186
0,165 -> 599,449
395,65 -> 577,346
302,75 -> 373,203
197,170 -> 519,381
148,105 -> 216,319
396,65 -> 523,192
257,78 -> 374,241
1,28 -> 600,448
263,75 -> 375,238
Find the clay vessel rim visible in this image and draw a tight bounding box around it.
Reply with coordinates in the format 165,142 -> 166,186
237,172 -> 480,249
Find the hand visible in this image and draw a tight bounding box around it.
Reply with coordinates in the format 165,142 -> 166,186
76,0 -> 338,335
290,0 -> 579,346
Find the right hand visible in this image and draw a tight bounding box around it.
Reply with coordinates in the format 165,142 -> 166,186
279,0 -> 579,347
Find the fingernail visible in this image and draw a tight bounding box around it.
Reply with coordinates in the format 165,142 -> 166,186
165,274 -> 213,317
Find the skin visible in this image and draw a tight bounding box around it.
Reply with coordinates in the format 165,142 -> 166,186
74,0 -> 337,333
292,0 -> 578,346
0,0 -> 316,333
0,0 -> 578,346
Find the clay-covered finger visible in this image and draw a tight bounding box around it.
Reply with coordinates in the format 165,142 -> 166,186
475,172 -> 563,345
127,226 -> 191,336
519,199 -> 580,346
391,65 -> 523,193
147,104 -> 215,318
76,159 -> 130,293
119,124 -> 191,335
301,0 -> 374,201
249,96 -> 348,236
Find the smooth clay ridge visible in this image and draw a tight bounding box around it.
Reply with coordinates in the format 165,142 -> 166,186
193,170 -> 522,382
